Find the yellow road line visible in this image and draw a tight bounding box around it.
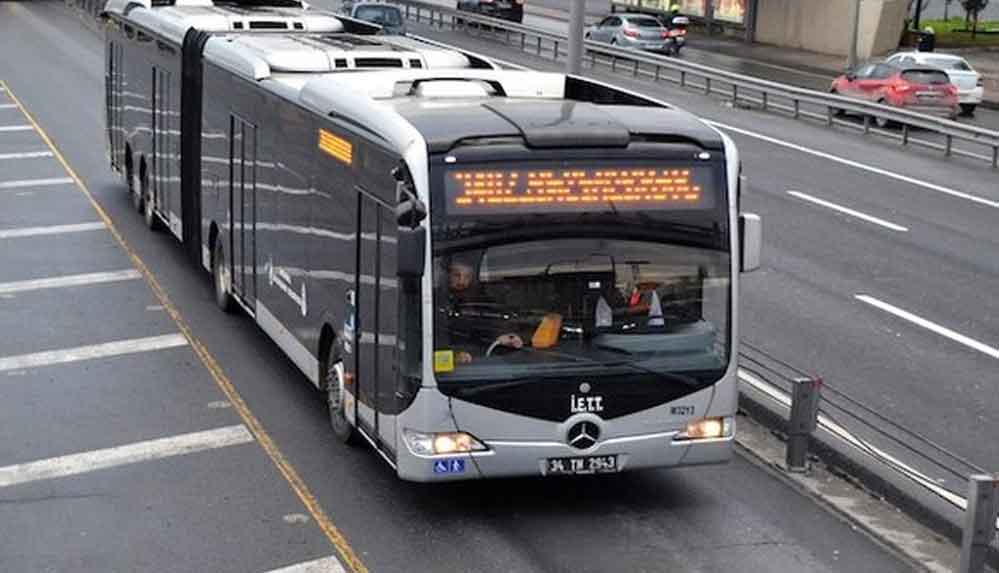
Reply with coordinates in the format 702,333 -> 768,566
0,79 -> 369,573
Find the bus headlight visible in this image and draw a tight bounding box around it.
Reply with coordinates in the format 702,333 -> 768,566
674,417 -> 734,441
403,430 -> 488,455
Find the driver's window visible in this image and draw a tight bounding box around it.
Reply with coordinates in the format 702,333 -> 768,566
598,16 -> 616,27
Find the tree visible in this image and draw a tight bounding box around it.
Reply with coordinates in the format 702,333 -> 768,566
961,0 -> 990,37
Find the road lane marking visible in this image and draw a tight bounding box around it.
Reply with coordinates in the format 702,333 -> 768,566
787,191 -> 909,232
265,556 -> 346,573
1,80 -> 368,573
856,294 -> 999,360
0,150 -> 53,160
0,103 -> 17,109
0,176 -> 74,190
0,269 -> 142,294
0,125 -> 33,132
710,121 -> 999,209
0,425 -> 254,488
0,333 -> 188,372
0,222 -> 105,239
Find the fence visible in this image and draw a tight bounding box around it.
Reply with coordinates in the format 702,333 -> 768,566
740,342 -> 999,571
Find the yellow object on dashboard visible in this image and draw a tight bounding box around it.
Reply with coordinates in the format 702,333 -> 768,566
531,314 -> 563,349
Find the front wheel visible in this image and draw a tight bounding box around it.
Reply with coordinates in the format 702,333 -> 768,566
212,239 -> 235,313
325,354 -> 357,445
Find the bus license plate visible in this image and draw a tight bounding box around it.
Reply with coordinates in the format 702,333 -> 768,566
545,455 -> 618,475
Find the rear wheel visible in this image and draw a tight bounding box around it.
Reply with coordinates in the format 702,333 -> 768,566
212,239 -> 235,313
874,101 -> 895,129
132,170 -> 144,214
960,103 -> 976,117
143,184 -> 161,231
325,351 -> 357,445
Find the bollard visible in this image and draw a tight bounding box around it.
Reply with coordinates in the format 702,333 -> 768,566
786,376 -> 822,473
959,474 -> 999,573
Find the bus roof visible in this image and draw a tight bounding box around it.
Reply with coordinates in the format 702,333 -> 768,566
102,0 -> 344,43
203,33 -> 490,77
291,70 -> 726,153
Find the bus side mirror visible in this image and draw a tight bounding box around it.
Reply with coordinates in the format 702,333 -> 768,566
740,213 -> 762,273
397,226 -> 426,279
396,197 -> 427,228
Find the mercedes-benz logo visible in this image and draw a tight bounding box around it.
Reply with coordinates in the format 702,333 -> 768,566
567,422 -> 599,450
579,382 -> 591,394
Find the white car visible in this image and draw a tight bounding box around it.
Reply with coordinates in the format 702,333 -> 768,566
886,52 -> 984,116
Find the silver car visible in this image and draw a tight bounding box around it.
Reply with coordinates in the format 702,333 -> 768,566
585,14 -> 669,52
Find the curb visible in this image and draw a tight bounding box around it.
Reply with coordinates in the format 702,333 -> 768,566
737,380 -> 999,568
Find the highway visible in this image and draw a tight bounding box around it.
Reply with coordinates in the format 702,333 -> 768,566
428,0 -> 999,135
385,2 -> 999,478
0,1 -> 925,572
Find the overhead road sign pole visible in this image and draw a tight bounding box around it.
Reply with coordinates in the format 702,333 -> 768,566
567,0 -> 585,75
847,0 -> 861,70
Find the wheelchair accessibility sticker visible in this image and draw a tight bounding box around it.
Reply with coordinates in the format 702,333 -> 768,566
432,458 -> 466,474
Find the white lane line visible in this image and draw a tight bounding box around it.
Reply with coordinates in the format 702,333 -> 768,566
0,150 -> 53,160
0,270 -> 142,295
0,425 -> 255,488
264,556 -> 346,573
856,294 -> 999,360
787,190 -> 909,232
0,104 -> 17,109
0,177 -> 74,190
0,333 -> 189,372
0,125 -> 33,132
0,222 -> 105,239
711,120 -> 999,209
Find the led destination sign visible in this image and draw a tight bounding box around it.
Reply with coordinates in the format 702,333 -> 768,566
445,165 -> 714,214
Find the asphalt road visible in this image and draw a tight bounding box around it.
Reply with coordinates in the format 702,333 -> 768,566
0,1 -> 921,572
381,7 -> 999,489
435,0 -> 999,135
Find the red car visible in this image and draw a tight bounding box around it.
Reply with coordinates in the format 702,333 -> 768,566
830,62 -> 958,125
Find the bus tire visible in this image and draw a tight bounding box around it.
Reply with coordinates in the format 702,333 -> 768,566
325,352 -> 357,445
134,160 -> 147,213
143,179 -> 161,231
212,239 -> 235,313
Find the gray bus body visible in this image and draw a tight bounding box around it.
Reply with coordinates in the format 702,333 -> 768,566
102,0 -> 493,263
105,4 -> 759,481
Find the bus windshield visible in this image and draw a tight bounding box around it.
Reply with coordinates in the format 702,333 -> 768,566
433,237 -> 730,386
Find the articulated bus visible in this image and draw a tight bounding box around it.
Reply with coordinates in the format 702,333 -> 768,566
102,0 -> 494,261
104,1 -> 762,481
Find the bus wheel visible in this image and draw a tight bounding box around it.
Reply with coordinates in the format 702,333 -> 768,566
326,355 -> 357,445
132,174 -> 144,213
143,186 -> 161,231
212,240 -> 235,313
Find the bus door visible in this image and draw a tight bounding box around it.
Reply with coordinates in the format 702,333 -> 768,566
106,42 -> 122,169
229,116 -> 257,307
152,69 -> 169,213
354,188 -> 399,452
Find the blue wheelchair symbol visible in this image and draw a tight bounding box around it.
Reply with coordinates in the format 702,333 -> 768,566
433,458 -> 466,474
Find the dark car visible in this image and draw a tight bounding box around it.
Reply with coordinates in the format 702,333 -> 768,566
456,0 -> 525,24
830,61 -> 958,125
347,2 -> 406,35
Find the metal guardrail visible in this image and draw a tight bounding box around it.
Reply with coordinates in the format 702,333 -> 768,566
740,342 -> 999,570
392,0 -> 999,168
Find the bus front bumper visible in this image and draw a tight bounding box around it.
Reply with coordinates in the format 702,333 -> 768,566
395,431 -> 734,482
